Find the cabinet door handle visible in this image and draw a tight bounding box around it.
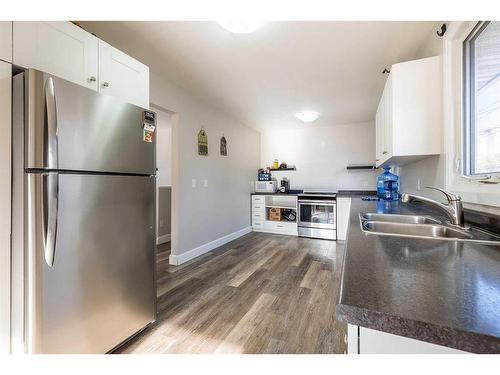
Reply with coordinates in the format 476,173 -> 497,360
254,214 -> 261,217
88,76 -> 96,83
102,82 -> 110,88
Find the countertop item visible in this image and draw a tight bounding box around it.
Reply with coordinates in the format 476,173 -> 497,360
336,198 -> 500,353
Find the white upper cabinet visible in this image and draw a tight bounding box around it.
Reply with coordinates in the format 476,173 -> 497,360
375,56 -> 441,167
13,22 -> 150,108
98,40 -> 149,108
0,22 -> 12,63
13,22 -> 99,91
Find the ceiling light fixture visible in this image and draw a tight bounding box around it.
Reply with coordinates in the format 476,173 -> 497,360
295,111 -> 320,123
217,20 -> 265,34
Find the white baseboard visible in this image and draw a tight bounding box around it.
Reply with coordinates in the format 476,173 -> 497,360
169,226 -> 252,265
157,234 -> 171,245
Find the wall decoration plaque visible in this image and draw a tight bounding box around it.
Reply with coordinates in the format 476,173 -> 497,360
220,135 -> 227,156
198,128 -> 208,156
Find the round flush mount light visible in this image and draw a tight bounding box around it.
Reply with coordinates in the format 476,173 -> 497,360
295,111 -> 320,123
217,20 -> 265,34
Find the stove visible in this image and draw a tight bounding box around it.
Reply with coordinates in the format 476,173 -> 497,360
298,191 -> 337,199
297,191 -> 337,240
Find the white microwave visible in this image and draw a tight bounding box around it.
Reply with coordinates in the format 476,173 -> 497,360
255,180 -> 277,193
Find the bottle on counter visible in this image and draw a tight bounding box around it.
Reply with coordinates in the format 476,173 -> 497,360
273,159 -> 279,169
377,167 -> 399,201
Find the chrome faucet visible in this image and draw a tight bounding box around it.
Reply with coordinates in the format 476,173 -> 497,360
400,186 -> 465,227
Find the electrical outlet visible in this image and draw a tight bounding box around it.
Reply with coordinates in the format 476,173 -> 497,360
204,179 -> 208,187
191,178 -> 196,188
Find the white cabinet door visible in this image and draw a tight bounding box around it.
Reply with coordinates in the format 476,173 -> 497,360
336,197 -> 351,241
98,40 -> 149,108
13,22 -> 98,91
391,56 -> 441,157
0,61 -> 11,353
0,22 -> 12,63
359,327 -> 466,354
382,74 -> 393,161
375,97 -> 383,165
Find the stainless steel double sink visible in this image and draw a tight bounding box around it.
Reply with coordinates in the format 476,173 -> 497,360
359,213 -> 500,245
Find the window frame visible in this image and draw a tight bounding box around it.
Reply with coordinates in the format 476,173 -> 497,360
462,21 -> 500,177
442,21 -> 500,207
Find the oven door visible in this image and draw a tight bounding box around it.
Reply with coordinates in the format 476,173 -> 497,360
298,200 -> 336,230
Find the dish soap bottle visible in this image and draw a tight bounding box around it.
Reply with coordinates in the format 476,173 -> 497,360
377,167 -> 399,201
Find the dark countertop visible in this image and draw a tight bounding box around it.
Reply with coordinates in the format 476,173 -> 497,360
337,190 -> 376,197
251,189 -> 377,197
336,198 -> 500,353
251,191 -> 302,196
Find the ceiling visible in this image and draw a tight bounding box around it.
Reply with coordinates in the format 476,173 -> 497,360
80,21 -> 440,132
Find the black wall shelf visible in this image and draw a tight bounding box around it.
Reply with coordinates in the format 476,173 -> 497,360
346,164 -> 377,170
270,167 -> 296,171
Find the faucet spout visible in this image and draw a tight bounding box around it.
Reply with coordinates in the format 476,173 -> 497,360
400,187 -> 464,227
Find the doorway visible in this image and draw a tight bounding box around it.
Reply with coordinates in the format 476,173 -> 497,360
153,106 -> 173,260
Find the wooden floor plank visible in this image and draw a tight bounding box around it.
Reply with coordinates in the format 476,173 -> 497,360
114,232 -> 346,354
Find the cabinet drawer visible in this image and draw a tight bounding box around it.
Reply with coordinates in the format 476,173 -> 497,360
252,221 -> 265,230
252,212 -> 265,222
265,221 -> 297,234
252,195 -> 265,204
252,204 -> 265,213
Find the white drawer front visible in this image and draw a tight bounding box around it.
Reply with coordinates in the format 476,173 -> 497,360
252,195 -> 265,204
265,221 -> 297,235
252,212 -> 265,222
252,204 -> 265,213
252,221 -> 265,230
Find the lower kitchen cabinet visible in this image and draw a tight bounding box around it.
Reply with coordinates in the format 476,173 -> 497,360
251,195 -> 298,236
347,324 -> 466,354
336,197 -> 351,240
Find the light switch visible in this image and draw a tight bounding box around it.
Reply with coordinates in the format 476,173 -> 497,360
203,179 -> 208,187
192,178 -> 196,188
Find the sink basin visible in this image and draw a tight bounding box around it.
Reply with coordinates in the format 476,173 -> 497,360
361,221 -> 472,239
360,220 -> 500,245
359,213 -> 441,225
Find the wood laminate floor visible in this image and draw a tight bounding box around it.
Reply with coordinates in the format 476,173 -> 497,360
116,232 -> 347,354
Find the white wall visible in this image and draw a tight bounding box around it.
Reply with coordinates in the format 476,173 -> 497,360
150,72 -> 260,262
398,26 -> 447,201
156,109 -> 172,187
0,60 -> 11,353
260,122 -> 377,191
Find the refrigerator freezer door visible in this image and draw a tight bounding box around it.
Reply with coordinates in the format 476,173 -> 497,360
24,69 -> 155,175
26,173 -> 156,353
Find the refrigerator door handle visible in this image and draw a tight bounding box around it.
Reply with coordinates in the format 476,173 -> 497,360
42,173 -> 59,267
45,76 -> 58,169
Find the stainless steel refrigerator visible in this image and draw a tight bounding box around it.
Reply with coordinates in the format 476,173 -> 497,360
11,69 -> 157,354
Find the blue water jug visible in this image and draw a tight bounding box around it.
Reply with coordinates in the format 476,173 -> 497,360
377,167 -> 399,201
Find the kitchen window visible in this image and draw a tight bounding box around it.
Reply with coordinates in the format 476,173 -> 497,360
463,21 -> 500,177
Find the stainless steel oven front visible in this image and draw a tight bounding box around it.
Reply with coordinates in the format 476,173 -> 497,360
298,198 -> 337,240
